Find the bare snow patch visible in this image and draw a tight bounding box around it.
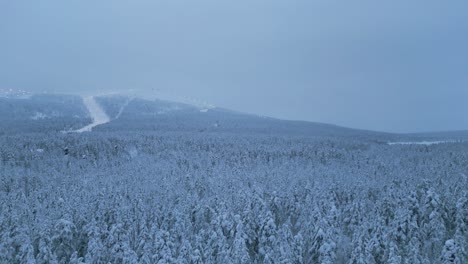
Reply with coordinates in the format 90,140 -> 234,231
199,104 -> 215,113
0,88 -> 32,99
157,105 -> 182,115
31,111 -> 62,120
31,112 -> 49,120
127,146 -> 138,159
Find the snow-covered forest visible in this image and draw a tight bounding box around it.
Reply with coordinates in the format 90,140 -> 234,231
1,132 -> 467,263
3,0 -> 468,262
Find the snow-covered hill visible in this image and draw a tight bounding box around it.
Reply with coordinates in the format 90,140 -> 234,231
0,94 -> 90,133
1,93 -> 383,137
94,95 -> 385,138
1,93 -> 467,142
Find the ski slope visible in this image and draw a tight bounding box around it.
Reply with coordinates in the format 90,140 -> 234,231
74,96 -> 110,132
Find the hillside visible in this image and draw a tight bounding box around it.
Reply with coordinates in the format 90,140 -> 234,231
0,94 -> 386,138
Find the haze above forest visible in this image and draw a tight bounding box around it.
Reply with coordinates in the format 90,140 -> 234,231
1,0 -> 468,133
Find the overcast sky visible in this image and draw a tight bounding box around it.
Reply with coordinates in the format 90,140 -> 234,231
1,0 -> 467,133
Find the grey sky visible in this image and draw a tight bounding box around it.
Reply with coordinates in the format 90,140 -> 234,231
1,0 -> 467,133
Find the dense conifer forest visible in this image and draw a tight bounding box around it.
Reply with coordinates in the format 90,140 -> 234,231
1,131 -> 467,263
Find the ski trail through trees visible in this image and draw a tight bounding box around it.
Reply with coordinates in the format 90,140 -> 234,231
115,97 -> 133,119
75,96 -> 110,132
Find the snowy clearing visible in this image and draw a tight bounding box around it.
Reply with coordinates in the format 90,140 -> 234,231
387,140 -> 458,146
74,96 -> 110,132
31,112 -> 49,120
115,97 -> 133,119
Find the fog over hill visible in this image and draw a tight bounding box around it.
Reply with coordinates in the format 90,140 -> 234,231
2,93 -> 468,144
0,93 -> 384,138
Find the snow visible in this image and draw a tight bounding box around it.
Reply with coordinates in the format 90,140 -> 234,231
387,140 -> 458,146
1,132 -> 467,263
157,105 -> 182,115
115,97 -> 133,119
4,94 -> 468,263
31,112 -> 49,120
0,88 -> 32,99
74,96 -> 110,133
31,111 -> 61,120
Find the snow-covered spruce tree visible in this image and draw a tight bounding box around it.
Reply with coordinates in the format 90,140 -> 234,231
176,238 -> 193,264
69,251 -> 85,264
387,204 -> 422,262
231,215 -> 251,263
404,236 -> 426,264
135,218 -> 152,263
0,202 -> 36,264
387,240 -> 402,264
319,238 -> 337,264
51,219 -> 77,264
257,211 -> 277,263
83,219 -> 105,264
0,221 -> 15,263
106,223 -> 138,263
441,239 -> 460,264
292,233 -> 304,264
15,229 -> 36,264
36,232 -> 58,264
308,225 -> 337,264
453,195 -> 467,263
190,245 -> 203,263
150,227 -> 175,263
348,228 -> 367,264
205,225 -> 230,263
272,222 -> 295,263
422,187 -> 447,261
364,223 -> 386,264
